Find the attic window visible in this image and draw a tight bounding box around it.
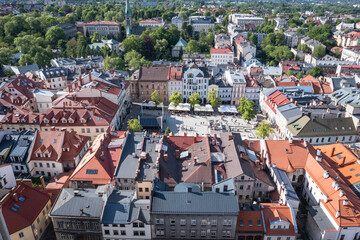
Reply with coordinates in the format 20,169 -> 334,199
69,119 -> 73,123
312,129 -> 316,132
349,127 -> 352,130
239,220 -> 244,226
335,127 -> 338,131
249,220 -> 253,226
257,220 -> 261,226
52,120 -> 57,123
62,120 -> 67,123
86,169 -> 98,174
342,127 -> 345,130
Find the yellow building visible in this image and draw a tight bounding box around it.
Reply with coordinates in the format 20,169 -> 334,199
1,180 -> 52,240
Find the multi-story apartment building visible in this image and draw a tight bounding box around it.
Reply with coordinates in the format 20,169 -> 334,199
287,116 -> 358,145
210,48 -> 234,66
129,66 -> 170,103
27,130 -> 90,178
228,14 -> 265,27
188,16 -> 215,33
235,41 -> 256,63
50,185 -> 112,240
224,69 -> 247,105
182,64 -> 210,103
150,182 -> 239,239
82,21 -> 121,38
0,164 -> 16,188
101,190 -> 151,240
167,65 -> 183,98
1,181 -> 52,240
69,131 -> 127,189
39,67 -> 69,90
115,132 -> 160,199
1,97 -> 119,140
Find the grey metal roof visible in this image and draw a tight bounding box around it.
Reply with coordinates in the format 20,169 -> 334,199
50,187 -> 106,218
151,191 -> 239,215
101,190 -> 150,224
307,205 -> 336,231
272,167 -> 300,205
17,64 -> 39,74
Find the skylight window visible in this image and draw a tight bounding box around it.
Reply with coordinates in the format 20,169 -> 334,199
86,169 -> 98,174
350,168 -> 355,171
335,127 -> 338,131
257,220 -> 261,226
18,197 -> 26,202
249,220 -> 253,226
355,173 -> 360,177
240,220 -> 244,226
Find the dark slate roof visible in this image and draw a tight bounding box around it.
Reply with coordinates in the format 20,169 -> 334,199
151,191 -> 239,215
17,64 -> 39,74
307,205 -> 336,232
101,190 -> 150,225
41,67 -> 68,79
50,187 -> 106,218
140,118 -> 160,128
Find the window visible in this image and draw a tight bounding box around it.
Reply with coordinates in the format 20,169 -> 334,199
211,231 -> 216,238
170,230 -> 176,237
156,229 -> 164,236
201,231 -> 206,237
133,231 -> 139,236
180,230 -> 186,237
211,219 -> 217,226
170,218 -> 176,225
104,230 -> 110,235
37,217 -> 40,223
201,219 -> 207,226
52,163 -> 55,168
145,188 -> 149,192
249,220 -> 253,226
133,222 -> 138,228
191,219 -> 196,226
19,232 -> 24,238
113,230 -> 119,235
34,162 -> 37,167
191,230 -> 196,237
140,231 -> 145,236
180,219 -> 186,226
239,220 -> 244,226
139,187 -> 143,192
121,230 -> 126,235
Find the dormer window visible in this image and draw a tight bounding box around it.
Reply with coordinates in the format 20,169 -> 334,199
69,119 -> 73,123
81,119 -> 86,123
63,148 -> 69,152
62,119 -> 67,123
36,153 -> 41,157
52,120 -> 57,123
44,119 -> 49,123
44,154 -> 49,158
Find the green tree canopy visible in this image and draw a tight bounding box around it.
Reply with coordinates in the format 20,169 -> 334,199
237,97 -> 256,122
104,56 -> 125,70
313,45 -> 326,58
307,66 -> 323,77
128,119 -> 142,132
169,91 -> 182,107
188,92 -> 201,109
151,90 -> 162,105
255,121 -> 274,139
185,40 -> 198,53
45,26 -> 66,47
125,50 -> 146,70
164,127 -> 171,136
207,89 -> 221,108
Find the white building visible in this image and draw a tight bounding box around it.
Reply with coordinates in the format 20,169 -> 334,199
341,47 -> 360,64
139,19 -> 165,29
228,14 -> 265,28
0,164 -> 16,188
182,64 -> 210,103
101,191 -> 151,240
210,48 -> 234,66
188,16 -> 215,33
33,89 -> 57,113
39,67 -> 69,90
336,22 -> 355,31
171,16 -> 183,30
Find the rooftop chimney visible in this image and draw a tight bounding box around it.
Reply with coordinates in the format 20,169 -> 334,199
89,147 -> 93,154
316,149 -> 322,162
289,138 -> 293,144
164,154 -> 168,162
324,194 -> 328,203
40,176 -> 45,187
303,140 -> 307,147
339,190 -> 344,197
343,199 -> 348,206
12,193 -> 18,202
336,210 -> 340,218
323,170 -> 329,179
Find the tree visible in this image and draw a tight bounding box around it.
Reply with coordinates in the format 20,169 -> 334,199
307,66 -> 323,77
0,48 -> 13,65
164,127 -> 171,136
207,89 -> 221,108
297,44 -> 310,53
286,70 -> 294,76
46,26 -> 66,47
297,72 -> 303,79
255,121 -> 274,139
188,92 -> 201,109
154,39 -> 169,60
237,97 -> 256,122
122,35 -> 143,53
313,45 -> 326,58
18,54 -> 34,66
296,28 -> 305,34
128,119 -> 142,132
104,56 -> 125,70
125,50 -> 145,70
91,32 -> 100,43
169,91 -> 182,107
151,90 -> 162,105
185,40 -> 198,53
269,46 -> 294,62
249,34 -> 258,46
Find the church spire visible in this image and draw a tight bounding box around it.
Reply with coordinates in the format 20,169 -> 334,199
125,0 -> 133,36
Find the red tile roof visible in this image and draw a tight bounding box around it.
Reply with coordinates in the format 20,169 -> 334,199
69,131 -> 127,185
30,130 -> 89,164
211,48 -> 233,54
261,203 -> 297,236
139,19 -> 162,24
264,90 -> 290,113
237,209 -> 264,233
85,21 -> 120,26
1,182 -> 51,235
